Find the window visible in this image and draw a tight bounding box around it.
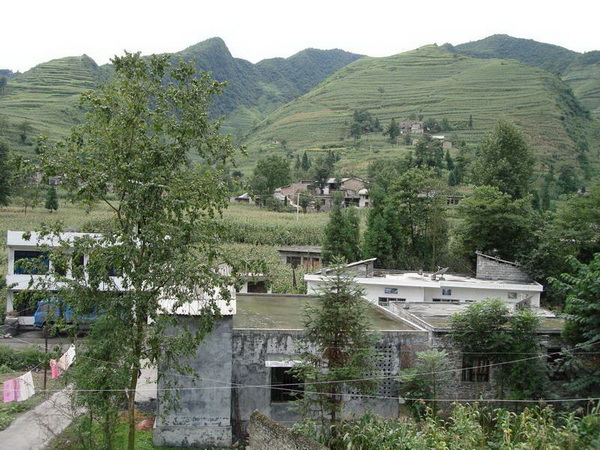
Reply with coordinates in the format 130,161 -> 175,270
286,256 -> 301,268
270,367 -> 303,403
462,357 -> 490,382
14,251 -> 49,275
432,298 -> 460,303
442,289 -> 452,296
508,292 -> 518,300
378,297 -> 406,306
384,287 -> 398,294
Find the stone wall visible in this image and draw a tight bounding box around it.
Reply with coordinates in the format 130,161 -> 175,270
232,329 -> 430,435
476,253 -> 531,283
247,411 -> 327,450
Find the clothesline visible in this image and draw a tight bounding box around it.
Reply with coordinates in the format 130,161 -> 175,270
2,344 -> 76,403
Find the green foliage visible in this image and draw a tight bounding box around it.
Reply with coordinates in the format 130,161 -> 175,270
455,186 -> 535,262
38,51 -> 236,450
0,345 -> 53,371
474,120 -> 535,199
292,263 -> 378,431
45,185 -> 58,212
295,404 -> 600,450
0,140 -> 10,206
383,118 -> 400,143
398,349 -> 453,414
349,109 -> 381,140
413,135 -> 444,171
550,254 -> 600,397
364,168 -> 448,270
322,193 -> 361,264
249,155 -> 291,198
450,299 -> 549,399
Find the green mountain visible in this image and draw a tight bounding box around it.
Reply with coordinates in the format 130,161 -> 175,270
242,45 -> 596,174
451,35 -> 600,119
562,51 -> 600,119
0,55 -> 108,156
451,34 -> 579,75
0,37 -> 362,155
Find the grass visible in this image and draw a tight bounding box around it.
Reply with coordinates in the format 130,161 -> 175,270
242,45 -> 598,175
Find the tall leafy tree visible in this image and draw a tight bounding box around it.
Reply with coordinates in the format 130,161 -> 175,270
383,118 -> 400,143
455,186 -> 535,262
387,168 -> 448,270
550,254 -> 600,397
39,52 -> 236,449
0,140 -> 10,206
474,120 -> 535,199
249,155 -> 291,198
450,299 -> 548,399
293,262 -> 378,434
44,185 -> 58,212
322,193 -> 360,264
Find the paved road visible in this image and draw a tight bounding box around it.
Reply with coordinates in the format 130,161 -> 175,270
1,327 -> 78,351
0,367 -> 157,449
0,388 -> 82,450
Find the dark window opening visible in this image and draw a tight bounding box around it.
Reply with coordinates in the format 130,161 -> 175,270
462,357 -> 490,382
270,367 -> 303,403
378,297 -> 406,306
14,251 -> 49,275
286,256 -> 301,268
247,281 -> 268,293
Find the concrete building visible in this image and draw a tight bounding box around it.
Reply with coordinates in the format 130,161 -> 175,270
305,253 -> 544,308
154,293 -> 429,447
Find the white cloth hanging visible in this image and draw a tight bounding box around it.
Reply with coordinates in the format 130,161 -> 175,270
17,371 -> 35,402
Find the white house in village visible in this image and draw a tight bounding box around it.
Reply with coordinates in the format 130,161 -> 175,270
304,253 -> 543,308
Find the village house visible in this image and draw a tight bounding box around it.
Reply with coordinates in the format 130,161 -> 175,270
277,245 -> 323,271
274,177 -> 369,211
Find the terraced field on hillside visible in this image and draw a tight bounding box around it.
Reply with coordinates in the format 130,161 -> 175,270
0,56 -> 106,157
243,46 -> 595,173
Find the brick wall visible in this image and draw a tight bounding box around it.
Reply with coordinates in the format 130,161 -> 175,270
247,411 -> 327,450
476,253 -> 531,283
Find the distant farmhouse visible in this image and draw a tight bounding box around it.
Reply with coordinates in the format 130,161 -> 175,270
274,177 -> 369,211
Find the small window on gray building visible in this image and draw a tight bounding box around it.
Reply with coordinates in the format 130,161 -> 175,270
508,292 -> 518,300
384,287 -> 398,294
270,367 -> 303,403
442,289 -> 452,296
462,357 -> 490,382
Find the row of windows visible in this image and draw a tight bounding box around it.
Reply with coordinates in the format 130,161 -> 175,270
382,287 -> 520,302
13,250 -> 119,277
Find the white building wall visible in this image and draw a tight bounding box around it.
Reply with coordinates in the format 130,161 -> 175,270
305,277 -> 541,307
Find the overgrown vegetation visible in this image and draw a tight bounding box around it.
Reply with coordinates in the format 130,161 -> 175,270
294,403 -> 600,450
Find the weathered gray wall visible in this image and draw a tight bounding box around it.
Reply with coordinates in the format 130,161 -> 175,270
232,329 -> 429,435
247,411 -> 327,450
476,254 -> 531,283
154,316 -> 233,448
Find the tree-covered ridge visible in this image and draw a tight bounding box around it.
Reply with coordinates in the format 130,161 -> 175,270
451,34 -> 579,75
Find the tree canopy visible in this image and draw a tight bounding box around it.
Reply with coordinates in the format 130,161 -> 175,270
474,120 -> 535,199
39,52 -> 236,449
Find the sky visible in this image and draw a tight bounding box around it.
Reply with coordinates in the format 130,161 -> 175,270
2,0 -> 599,72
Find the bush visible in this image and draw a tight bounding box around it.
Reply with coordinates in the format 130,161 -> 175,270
0,345 -> 49,371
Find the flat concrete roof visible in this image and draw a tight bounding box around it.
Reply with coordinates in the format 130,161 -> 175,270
234,294 -> 417,331
398,303 -> 564,332
277,246 -> 322,254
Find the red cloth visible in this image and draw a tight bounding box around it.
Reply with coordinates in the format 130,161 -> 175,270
50,359 -> 61,379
